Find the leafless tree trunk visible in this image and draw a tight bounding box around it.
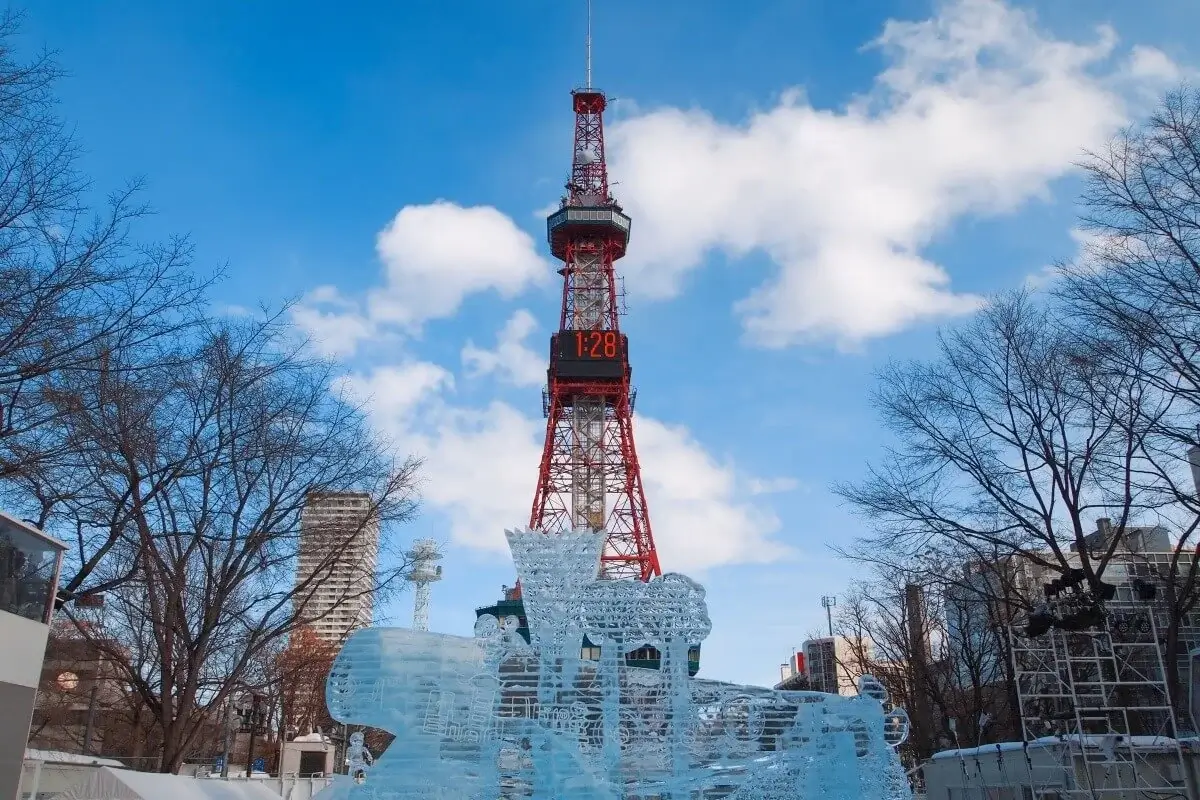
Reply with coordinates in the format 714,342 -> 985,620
45,314 -> 420,772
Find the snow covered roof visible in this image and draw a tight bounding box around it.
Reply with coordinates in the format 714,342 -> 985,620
24,748 -> 124,767
931,735 -> 1181,760
292,733 -> 331,743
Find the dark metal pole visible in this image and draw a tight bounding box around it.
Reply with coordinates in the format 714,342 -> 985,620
220,699 -> 233,779
82,684 -> 98,755
245,697 -> 260,779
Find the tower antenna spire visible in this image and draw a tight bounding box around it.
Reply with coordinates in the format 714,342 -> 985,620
585,0 -> 592,89
530,8 -> 660,584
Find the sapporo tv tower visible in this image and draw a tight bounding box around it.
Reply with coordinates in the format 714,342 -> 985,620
476,4 -> 699,674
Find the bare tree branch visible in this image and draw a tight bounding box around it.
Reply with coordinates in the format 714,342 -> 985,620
44,315 -> 420,772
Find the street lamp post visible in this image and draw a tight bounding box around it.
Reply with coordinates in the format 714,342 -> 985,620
241,694 -> 265,778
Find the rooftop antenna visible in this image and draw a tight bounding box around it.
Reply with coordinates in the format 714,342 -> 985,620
585,0 -> 593,89
821,595 -> 837,637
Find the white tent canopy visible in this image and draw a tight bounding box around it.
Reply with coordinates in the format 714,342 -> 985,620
53,767 -> 281,800
25,748 -> 124,767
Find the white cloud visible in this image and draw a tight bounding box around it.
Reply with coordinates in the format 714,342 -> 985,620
532,201 -> 560,220
409,398 -> 546,553
605,0 -> 1181,348
461,310 -> 546,387
1126,45 -> 1184,83
1024,224 -> 1157,290
292,298 -> 377,358
746,477 -> 802,496
336,360 -> 454,422
371,202 -> 550,326
292,202 -> 551,357
342,364 -> 791,572
219,304 -> 254,318
634,418 -> 791,571
1024,227 -> 1091,289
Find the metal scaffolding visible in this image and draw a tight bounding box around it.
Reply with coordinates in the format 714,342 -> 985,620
1009,602 -> 1193,798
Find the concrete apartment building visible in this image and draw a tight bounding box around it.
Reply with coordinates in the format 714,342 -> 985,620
294,491 -> 379,644
28,620 -> 128,756
0,512 -> 65,800
944,519 -> 1200,688
803,636 -> 872,696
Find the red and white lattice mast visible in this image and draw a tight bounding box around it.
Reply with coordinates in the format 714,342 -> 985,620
528,12 -> 661,583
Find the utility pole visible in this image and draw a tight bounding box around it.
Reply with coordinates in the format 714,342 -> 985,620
821,595 -> 837,637
82,684 -> 98,756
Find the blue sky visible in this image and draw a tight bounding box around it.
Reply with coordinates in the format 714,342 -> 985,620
20,0 -> 1200,687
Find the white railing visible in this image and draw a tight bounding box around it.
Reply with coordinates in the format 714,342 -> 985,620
17,760 -> 336,800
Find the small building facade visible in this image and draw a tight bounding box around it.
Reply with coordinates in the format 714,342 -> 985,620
0,512 -> 65,800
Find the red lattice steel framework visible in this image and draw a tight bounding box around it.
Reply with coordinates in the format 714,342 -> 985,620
528,88 -> 662,582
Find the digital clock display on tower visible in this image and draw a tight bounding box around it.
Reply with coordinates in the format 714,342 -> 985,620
551,330 -> 627,380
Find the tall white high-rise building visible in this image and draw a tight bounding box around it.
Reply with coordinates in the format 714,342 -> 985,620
294,491 -> 379,644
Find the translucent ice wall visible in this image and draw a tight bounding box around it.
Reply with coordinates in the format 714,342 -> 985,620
322,529 -> 914,799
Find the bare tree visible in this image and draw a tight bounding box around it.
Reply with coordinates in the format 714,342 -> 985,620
833,291 -> 1176,743
836,291 -> 1156,596
42,314 -> 420,772
0,12 -> 207,599
274,626 -> 337,740
1062,87 -> 1200,419
1056,86 -> 1200,711
832,573 -> 1010,763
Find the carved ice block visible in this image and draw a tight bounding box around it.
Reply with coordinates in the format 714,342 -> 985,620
320,529 -> 913,799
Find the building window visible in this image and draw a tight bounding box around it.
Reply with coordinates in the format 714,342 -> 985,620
0,517 -> 62,623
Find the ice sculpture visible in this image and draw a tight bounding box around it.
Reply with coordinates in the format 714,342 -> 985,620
323,529 -> 913,799
347,731 -> 373,783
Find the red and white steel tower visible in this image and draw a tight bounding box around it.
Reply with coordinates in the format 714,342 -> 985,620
528,51 -> 661,582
